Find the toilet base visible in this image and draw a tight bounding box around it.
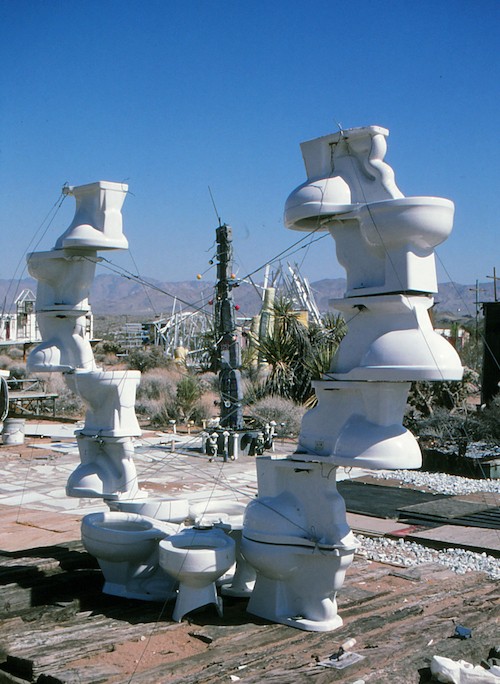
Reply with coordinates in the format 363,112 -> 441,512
221,580 -> 255,598
247,600 -> 343,632
172,582 -> 222,622
102,572 -> 177,603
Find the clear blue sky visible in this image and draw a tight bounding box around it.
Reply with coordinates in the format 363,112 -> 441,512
1,0 -> 499,289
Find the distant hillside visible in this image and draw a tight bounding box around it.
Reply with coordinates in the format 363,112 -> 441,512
0,275 -> 494,321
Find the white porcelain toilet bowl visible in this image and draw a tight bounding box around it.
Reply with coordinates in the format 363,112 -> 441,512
241,494 -> 357,632
242,533 -> 355,632
55,181 -> 129,251
81,511 -> 178,601
159,527 -> 235,622
67,434 -> 140,500
27,249 -> 97,311
27,310 -> 96,372
109,496 -> 189,523
189,500 -> 255,597
65,369 -> 142,437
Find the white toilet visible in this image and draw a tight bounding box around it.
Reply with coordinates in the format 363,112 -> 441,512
27,249 -> 98,311
159,527 -> 235,622
189,500 -> 256,597
81,511 -> 178,601
283,125 -> 454,296
65,369 -> 142,437
66,434 -> 140,500
55,181 -> 129,251
241,457 -> 357,632
27,310 -> 96,372
330,294 -> 463,382
295,379 -> 421,468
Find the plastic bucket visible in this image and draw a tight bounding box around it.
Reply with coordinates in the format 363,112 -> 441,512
2,418 -> 25,445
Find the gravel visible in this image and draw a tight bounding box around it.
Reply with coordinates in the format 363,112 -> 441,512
358,464 -> 500,579
356,535 -> 500,580
372,468 -> 500,496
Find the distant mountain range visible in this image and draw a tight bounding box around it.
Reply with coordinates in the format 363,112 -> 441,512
0,275 -> 493,321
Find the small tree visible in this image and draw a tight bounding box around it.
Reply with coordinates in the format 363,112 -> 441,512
175,375 -> 203,424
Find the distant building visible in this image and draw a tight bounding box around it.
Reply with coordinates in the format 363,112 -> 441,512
0,290 -> 41,344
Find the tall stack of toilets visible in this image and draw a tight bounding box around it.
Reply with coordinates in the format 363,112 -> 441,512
240,125 -> 463,631
27,181 -> 143,502
26,182 -> 238,614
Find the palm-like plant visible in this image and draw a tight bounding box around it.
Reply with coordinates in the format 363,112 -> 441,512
256,298 -> 346,404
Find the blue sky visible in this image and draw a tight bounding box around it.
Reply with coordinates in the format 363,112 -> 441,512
1,0 -> 499,290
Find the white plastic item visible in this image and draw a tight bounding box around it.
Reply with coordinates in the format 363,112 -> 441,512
242,457 -> 357,631
430,655 -> 500,683
81,511 -> 178,601
55,181 -> 129,250
159,527 -> 235,622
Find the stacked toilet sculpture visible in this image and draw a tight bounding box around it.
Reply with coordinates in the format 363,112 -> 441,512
27,182 -> 237,619
240,125 -> 463,631
27,125 -> 463,630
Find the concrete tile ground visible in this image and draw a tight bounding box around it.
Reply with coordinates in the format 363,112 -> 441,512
0,421 -> 373,552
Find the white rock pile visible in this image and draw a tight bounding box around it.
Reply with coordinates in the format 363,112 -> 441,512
372,469 -> 500,496
356,535 -> 500,580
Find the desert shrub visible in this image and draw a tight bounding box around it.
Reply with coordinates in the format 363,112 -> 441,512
175,376 -> 203,423
7,347 -> 24,360
126,347 -> 171,373
247,396 -> 305,437
136,369 -> 213,428
137,367 -> 179,402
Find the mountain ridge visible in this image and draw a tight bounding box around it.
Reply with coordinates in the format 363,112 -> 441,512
0,275 -> 492,320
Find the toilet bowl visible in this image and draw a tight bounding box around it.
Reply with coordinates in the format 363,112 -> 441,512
241,457 -> 357,632
283,125 -> 454,296
109,496 -> 189,523
81,511 -> 178,601
55,181 -> 129,251
159,527 -> 235,622
295,380 -> 421,469
27,249 -> 98,312
189,500 -> 255,597
67,434 -> 140,500
65,369 -> 142,437
330,294 -> 463,382
27,310 -> 96,372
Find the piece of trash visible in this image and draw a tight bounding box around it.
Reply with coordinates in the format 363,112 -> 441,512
230,676 -> 240,682
454,624 -> 472,640
188,631 -> 214,644
431,655 -> 500,683
319,640 -> 364,670
427,639 -> 434,646
318,651 -> 365,669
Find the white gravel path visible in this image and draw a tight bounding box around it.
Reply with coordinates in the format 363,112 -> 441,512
360,465 -> 500,579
